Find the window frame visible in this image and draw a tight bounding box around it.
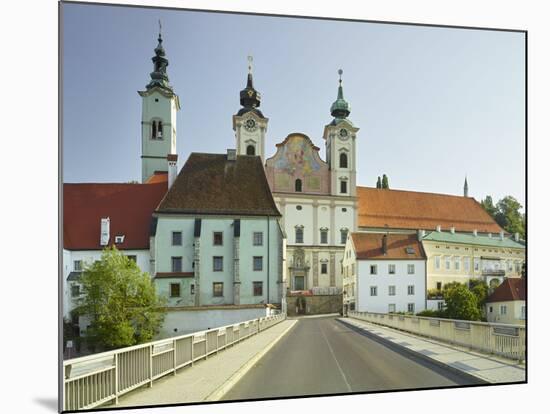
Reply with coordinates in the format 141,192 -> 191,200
340,180 -> 347,194
213,232 -> 223,246
253,232 -> 263,246
388,264 -> 396,275
171,256 -> 182,273
370,286 -> 378,296
253,281 -> 263,296
74,260 -> 82,271
407,303 -> 415,313
370,264 -> 377,275
253,256 -> 263,271
321,263 -> 328,274
407,285 -> 415,295
320,229 -> 328,244
407,264 -> 415,274
213,282 -> 224,297
295,227 -> 304,244
388,285 -> 396,296
213,256 -> 223,272
339,152 -> 348,168
172,231 -> 182,246
169,283 -> 181,298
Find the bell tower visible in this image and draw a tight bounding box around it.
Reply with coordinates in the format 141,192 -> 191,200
138,24 -> 180,183
233,56 -> 268,163
322,69 -> 359,197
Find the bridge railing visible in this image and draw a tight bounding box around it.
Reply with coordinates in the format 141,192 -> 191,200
63,313 -> 286,411
348,311 -> 525,362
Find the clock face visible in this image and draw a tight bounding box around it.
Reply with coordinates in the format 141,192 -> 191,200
339,128 -> 349,139
244,118 -> 257,132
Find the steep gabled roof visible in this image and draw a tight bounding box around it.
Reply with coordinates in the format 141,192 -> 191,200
357,186 -> 503,233
63,182 -> 167,250
487,278 -> 526,303
157,153 -> 281,217
350,233 -> 426,260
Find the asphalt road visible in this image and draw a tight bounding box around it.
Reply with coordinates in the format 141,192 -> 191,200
222,316 -> 478,401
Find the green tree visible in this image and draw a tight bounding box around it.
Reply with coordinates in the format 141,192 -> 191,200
376,176 -> 382,189
495,196 -> 525,238
443,284 -> 481,321
75,247 -> 166,350
480,195 -> 497,218
468,278 -> 489,312
382,174 -> 389,189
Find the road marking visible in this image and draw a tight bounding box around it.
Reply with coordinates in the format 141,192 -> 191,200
319,320 -> 352,392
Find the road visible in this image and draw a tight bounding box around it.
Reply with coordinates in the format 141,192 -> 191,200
222,316 -> 478,400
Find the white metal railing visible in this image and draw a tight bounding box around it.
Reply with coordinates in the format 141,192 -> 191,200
348,311 -> 525,362
63,313 -> 286,411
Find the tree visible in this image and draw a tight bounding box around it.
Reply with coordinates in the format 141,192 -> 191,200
382,174 -> 389,189
480,195 -> 497,218
468,278 -> 489,313
495,196 -> 525,238
376,176 -> 382,189
443,284 -> 481,321
75,247 -> 166,350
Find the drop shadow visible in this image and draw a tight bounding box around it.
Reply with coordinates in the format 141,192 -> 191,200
34,397 -> 58,412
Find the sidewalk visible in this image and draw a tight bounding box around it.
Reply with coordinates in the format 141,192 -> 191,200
340,317 -> 525,384
112,319 -> 297,407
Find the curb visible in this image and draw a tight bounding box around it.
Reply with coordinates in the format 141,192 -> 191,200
336,318 -> 489,386
204,319 -> 299,401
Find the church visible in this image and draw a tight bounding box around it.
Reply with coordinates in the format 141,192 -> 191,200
63,30 -> 525,333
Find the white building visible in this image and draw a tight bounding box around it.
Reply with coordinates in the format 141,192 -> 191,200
343,232 -> 427,314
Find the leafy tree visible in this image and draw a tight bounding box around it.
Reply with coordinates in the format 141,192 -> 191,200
382,174 -> 389,189
495,196 -> 525,238
376,176 -> 382,189
480,195 -> 497,218
75,247 -> 166,350
416,309 -> 445,318
443,284 -> 481,321
468,279 -> 489,313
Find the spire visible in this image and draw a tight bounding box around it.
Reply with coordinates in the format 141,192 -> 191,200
146,21 -> 172,92
237,55 -> 264,118
464,175 -> 469,197
330,69 -> 351,120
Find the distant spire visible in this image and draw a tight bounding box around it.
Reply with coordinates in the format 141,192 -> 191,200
464,175 -> 469,197
237,55 -> 264,118
330,69 -> 351,120
146,22 -> 172,91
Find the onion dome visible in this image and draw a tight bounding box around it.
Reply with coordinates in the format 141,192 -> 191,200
330,69 -> 351,119
146,23 -> 172,92
236,56 -> 265,118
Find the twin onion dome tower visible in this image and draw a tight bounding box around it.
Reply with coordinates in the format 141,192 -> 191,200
139,27 -> 357,188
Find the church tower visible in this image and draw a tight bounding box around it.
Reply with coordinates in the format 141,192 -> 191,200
138,26 -> 180,183
464,176 -> 469,197
233,56 -> 268,163
322,70 -> 359,197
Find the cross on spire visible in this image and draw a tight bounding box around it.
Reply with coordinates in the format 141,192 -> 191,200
248,55 -> 253,75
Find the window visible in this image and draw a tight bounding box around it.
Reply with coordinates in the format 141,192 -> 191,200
515,262 -> 520,273
253,256 -> 263,271
388,285 -> 396,296
340,180 -> 347,194
407,285 -> 415,295
151,120 -> 156,139
445,256 -> 451,270
370,265 -> 377,275
253,281 -> 263,296
342,208 -> 347,212
489,306 -> 493,313
190,284 -> 195,295
172,231 -> 182,246
213,232 -> 223,246
474,258 -> 480,272
295,179 -> 302,192
246,145 -> 255,156
320,229 -> 328,244
339,152 -> 348,168
507,260 -> 513,272
407,303 -> 415,313
171,257 -> 182,272
464,257 -> 470,272
126,255 -> 137,263
407,264 -> 415,274
295,227 -> 304,244
213,282 -> 223,297
340,229 -> 348,244
436,282 -> 442,291
213,256 -> 223,272
388,304 -> 396,313
438,302 -> 444,311
170,283 -> 181,297
74,260 -> 82,271
434,256 -> 440,270
158,121 -> 163,138
500,305 -> 507,315
521,305 -> 526,320
388,264 -> 396,274
370,286 -> 378,296
296,205 -> 302,211
71,285 -> 80,298
321,263 -> 328,274
352,263 -> 355,275
253,232 -> 263,246
454,257 -> 460,271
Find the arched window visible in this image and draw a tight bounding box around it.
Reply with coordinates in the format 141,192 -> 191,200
339,152 -> 348,168
158,121 -> 163,137
295,179 -> 302,192
246,145 -> 255,155
151,121 -> 157,139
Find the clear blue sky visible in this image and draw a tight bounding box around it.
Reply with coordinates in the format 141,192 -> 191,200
62,2 -> 525,208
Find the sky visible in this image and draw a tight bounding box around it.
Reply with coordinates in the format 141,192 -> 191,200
62,2 -> 526,208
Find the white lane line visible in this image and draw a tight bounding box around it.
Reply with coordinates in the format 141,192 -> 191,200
319,320 -> 353,392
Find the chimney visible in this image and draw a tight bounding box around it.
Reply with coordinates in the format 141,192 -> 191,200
499,230 -> 504,241
450,226 -> 455,234
167,154 -> 178,189
514,232 -> 520,242
100,217 -> 110,246
473,229 -> 478,237
382,234 -> 388,255
227,149 -> 236,161
436,225 -> 441,232
417,229 -> 425,241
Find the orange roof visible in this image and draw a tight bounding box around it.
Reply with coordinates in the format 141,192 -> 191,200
145,171 -> 168,184
357,186 -> 503,233
487,278 -> 525,303
63,182 -> 167,250
350,233 -> 426,260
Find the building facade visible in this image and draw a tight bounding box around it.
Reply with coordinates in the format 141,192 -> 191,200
486,278 -> 526,325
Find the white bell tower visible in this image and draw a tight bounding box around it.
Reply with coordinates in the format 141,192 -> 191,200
138,26 -> 180,183
323,69 -> 359,197
232,56 -> 268,164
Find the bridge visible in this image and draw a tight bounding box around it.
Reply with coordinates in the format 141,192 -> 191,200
62,313 -> 525,411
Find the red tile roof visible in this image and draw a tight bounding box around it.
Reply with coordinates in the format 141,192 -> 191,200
350,233 -> 426,260
63,182 -> 167,250
487,278 -> 526,303
357,187 -> 503,233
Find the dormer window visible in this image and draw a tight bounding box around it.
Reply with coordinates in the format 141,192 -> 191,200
295,179 -> 302,192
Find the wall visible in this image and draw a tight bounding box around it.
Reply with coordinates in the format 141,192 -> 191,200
486,300 -> 526,325
285,294 -> 343,316
157,307 -> 267,338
